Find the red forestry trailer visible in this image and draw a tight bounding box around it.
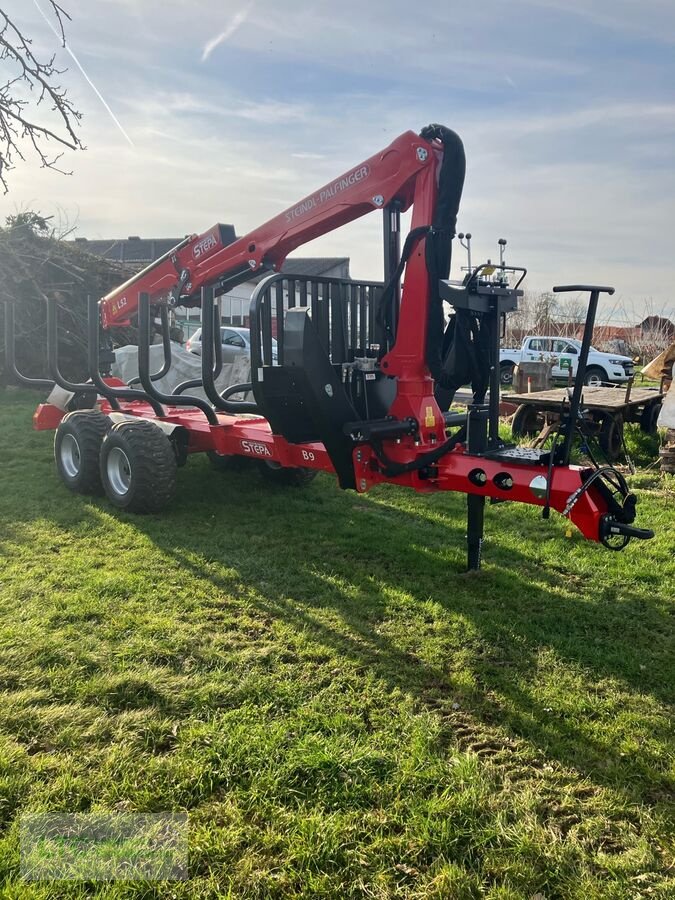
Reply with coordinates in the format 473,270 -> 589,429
4,124 -> 654,569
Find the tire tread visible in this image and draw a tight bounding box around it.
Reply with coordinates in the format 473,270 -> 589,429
100,420 -> 176,513
54,410 -> 112,494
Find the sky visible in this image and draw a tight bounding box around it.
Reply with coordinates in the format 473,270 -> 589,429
3,0 -> 675,322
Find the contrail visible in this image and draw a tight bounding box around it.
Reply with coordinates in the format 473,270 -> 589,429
202,2 -> 254,62
32,0 -> 134,146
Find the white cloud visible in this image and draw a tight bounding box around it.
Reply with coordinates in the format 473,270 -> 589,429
32,0 -> 134,146
517,0 -> 675,44
3,0 -> 675,317
201,2 -> 254,62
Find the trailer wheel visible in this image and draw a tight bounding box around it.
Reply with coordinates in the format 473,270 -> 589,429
640,401 -> 662,434
257,460 -> 318,487
54,410 -> 112,495
499,362 -> 515,386
511,404 -> 542,438
99,421 -> 177,513
599,414 -> 623,461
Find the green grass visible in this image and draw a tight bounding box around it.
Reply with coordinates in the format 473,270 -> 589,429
0,388 -> 673,899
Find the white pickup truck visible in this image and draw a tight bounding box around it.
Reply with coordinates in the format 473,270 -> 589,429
499,336 -> 635,386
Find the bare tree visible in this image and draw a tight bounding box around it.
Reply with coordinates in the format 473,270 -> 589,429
0,2 -> 82,193
0,210 -> 134,382
532,291 -> 557,334
504,290 -> 566,345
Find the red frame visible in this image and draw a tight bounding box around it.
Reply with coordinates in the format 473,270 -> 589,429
34,393 -> 608,543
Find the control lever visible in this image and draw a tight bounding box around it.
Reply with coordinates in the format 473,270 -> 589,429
553,285 -> 615,295
498,237 -> 507,267
457,232 -> 472,272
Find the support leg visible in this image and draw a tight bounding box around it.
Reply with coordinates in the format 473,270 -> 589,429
465,402 -> 488,571
467,493 -> 485,571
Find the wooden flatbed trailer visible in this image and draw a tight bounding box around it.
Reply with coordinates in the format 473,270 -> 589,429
506,384 -> 664,460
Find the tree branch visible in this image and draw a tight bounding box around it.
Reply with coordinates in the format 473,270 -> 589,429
0,2 -> 82,192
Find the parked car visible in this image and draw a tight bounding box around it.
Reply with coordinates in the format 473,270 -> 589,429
499,336 -> 635,386
186,326 -> 278,364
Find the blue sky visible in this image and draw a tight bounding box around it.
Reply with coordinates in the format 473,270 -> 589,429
4,0 -> 675,320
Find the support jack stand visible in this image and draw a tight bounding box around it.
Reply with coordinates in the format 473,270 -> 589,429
467,493 -> 485,572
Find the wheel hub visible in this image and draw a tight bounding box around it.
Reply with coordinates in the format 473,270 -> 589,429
107,446 -> 132,496
60,433 -> 81,478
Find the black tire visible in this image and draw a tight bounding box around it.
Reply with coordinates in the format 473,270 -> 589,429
99,420 -> 177,513
257,460 -> 318,487
207,451 -> 251,472
511,404 -> 542,438
640,401 -> 662,434
54,410 -> 112,495
599,414 -> 623,461
500,362 -> 515,386
583,366 -> 606,387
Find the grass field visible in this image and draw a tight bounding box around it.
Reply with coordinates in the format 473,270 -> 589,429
0,389 -> 673,899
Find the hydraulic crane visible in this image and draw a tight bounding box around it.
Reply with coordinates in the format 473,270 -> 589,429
6,124 -> 654,569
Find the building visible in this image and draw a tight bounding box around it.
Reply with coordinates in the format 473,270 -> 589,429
506,316 -> 674,348
73,235 -> 188,268
73,234 -> 350,335
637,316 -> 675,340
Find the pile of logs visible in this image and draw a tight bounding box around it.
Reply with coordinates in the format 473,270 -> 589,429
0,215 -> 136,383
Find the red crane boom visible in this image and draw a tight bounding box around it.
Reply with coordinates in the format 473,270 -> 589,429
100,130 -> 432,328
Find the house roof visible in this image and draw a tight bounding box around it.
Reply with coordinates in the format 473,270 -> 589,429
281,256 -> 349,276
251,257 -> 350,282
73,236 -> 350,280
72,236 -> 185,264
585,325 -> 639,343
638,315 -> 675,335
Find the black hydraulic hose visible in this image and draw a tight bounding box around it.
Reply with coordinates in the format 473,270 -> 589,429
376,226 -> 430,343
562,466 -> 630,519
419,125 -> 466,388
542,430 -> 562,520
372,424 -> 467,477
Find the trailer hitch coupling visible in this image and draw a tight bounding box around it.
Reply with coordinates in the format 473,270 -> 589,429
600,516 -> 655,549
